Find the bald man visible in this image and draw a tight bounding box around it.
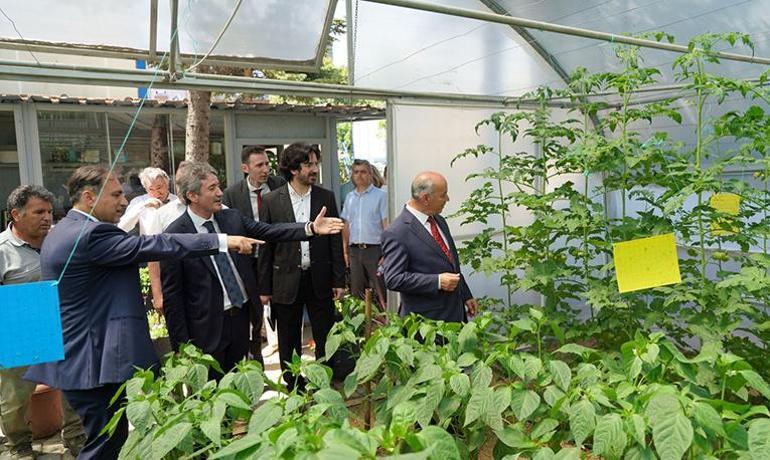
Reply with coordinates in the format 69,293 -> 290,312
381,172 -> 477,322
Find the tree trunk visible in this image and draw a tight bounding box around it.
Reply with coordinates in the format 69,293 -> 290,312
185,90 -> 211,162
150,115 -> 168,170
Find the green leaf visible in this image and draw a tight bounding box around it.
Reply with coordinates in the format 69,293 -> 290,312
125,401 -> 152,431
417,426 -> 461,460
396,343 -> 415,366
209,434 -> 261,459
325,333 -> 341,360
248,400 -> 283,436
532,447 -> 555,460
417,381 -> 445,428
471,363 -> 493,388
456,353 -> 477,368
449,374 -> 471,396
344,372 -> 358,397
692,401 -> 725,437
304,362 -> 332,389
151,421 -> 192,459
652,412 -> 693,460
748,418 -> 770,455
531,418 -> 559,440
458,321 -> 478,352
495,426 -> 536,449
200,400 -> 226,446
645,391 -> 680,426
553,447 -> 580,460
510,389 -> 540,421
628,414 -> 647,447
624,446 -> 656,460
548,360 -> 572,391
464,387 -> 495,427
218,390 -> 252,411
569,399 -> 596,446
593,413 -> 627,460
555,343 -> 595,356
739,370 -> 770,400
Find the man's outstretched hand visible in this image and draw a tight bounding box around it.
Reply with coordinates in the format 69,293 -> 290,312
312,206 -> 345,235
227,236 -> 264,254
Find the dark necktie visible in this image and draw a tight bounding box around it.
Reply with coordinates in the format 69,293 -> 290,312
254,189 -> 263,212
428,216 -> 453,263
202,220 -> 245,308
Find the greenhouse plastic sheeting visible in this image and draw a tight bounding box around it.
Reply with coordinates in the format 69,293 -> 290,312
0,0 -> 335,67
353,0 -> 770,95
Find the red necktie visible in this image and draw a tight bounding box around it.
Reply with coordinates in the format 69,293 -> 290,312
428,216 -> 452,263
255,189 -> 263,212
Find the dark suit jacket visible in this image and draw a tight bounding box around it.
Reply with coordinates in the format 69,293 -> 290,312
258,185 -> 345,304
25,210 -> 220,390
160,208 -> 307,352
222,176 -> 286,220
381,208 -> 473,322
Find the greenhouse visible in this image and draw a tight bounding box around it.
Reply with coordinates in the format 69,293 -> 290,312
0,1 -> 769,459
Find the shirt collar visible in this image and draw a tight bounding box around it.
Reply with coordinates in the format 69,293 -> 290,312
247,179 -> 270,194
3,224 -> 26,247
353,184 -> 375,196
71,208 -> 100,222
187,207 -> 214,230
288,183 -> 312,199
405,203 -> 431,226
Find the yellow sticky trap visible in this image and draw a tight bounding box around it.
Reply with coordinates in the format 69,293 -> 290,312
710,193 -> 740,235
613,233 -> 681,293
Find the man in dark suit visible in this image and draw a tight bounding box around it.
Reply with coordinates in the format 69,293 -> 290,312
259,143 -> 345,391
24,165 -> 259,460
162,162 -> 343,376
382,171 -> 478,323
222,146 -> 286,359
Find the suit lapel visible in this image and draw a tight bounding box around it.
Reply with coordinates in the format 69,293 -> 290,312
179,212 -> 217,278
239,180 -> 253,219
310,187 -> 323,223
404,210 -> 454,267
278,186 -> 296,222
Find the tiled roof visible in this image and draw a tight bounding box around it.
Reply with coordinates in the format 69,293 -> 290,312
0,94 -> 385,120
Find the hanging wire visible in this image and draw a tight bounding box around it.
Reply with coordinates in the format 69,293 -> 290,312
0,6 -> 40,65
185,0 -> 244,73
54,4 -> 194,284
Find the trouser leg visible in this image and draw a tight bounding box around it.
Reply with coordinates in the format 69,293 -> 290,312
62,384 -> 127,460
361,246 -> 387,310
349,247 -> 367,299
272,300 -> 305,391
305,295 -> 337,362
0,366 -> 36,454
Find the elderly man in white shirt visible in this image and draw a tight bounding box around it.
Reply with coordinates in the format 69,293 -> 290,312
118,167 -> 176,233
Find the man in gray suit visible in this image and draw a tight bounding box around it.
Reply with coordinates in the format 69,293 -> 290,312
382,172 -> 477,323
222,146 -> 285,358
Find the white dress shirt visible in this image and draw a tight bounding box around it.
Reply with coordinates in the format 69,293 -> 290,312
187,209 -> 248,310
118,193 -> 178,233
288,184 -> 312,269
247,180 -> 271,222
405,203 -> 450,289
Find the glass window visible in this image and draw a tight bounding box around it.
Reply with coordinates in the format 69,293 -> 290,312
0,111 -> 20,228
38,111 -> 111,220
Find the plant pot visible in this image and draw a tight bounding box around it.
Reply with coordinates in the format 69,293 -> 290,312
153,336 -> 172,359
26,384 -> 64,439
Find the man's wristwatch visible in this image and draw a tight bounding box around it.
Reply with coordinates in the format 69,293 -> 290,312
305,221 -> 316,236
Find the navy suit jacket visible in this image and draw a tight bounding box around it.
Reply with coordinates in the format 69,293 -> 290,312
381,208 -> 472,322
25,210 -> 220,390
161,208 -> 307,352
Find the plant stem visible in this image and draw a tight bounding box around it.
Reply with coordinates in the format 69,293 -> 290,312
621,93 -> 630,221
497,131 -> 513,309
695,60 -> 708,280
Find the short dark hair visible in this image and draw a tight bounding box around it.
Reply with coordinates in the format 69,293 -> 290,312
241,145 -> 267,164
278,143 -> 321,182
67,165 -> 112,204
352,158 -> 372,172
7,185 -> 54,217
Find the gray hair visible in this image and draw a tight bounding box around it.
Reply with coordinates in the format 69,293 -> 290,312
411,175 -> 436,200
7,184 -> 54,215
177,162 -> 217,204
138,167 -> 169,190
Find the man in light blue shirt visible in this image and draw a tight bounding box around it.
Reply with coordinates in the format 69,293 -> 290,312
341,159 -> 388,309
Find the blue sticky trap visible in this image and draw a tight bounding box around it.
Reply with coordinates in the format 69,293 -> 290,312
0,281 -> 64,369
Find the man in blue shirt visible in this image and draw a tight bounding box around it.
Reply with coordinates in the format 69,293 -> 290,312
341,159 -> 388,309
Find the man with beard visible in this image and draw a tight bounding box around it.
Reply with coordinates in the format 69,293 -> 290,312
258,143 -> 345,391
161,162 -> 344,376
24,165 -> 260,459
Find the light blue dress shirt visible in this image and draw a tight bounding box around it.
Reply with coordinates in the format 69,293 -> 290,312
341,184 -> 388,245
